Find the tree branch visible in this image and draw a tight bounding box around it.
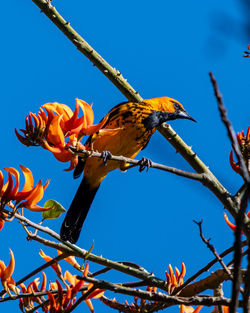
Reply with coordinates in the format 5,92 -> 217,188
209,72 -> 249,184
79,274 -> 233,307
73,148 -> 204,181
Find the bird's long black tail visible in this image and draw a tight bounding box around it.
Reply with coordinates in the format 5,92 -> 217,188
60,177 -> 100,244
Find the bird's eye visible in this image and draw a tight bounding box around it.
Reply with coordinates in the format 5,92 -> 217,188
174,102 -> 182,111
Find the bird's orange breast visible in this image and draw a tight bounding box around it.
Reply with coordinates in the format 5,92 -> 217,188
83,102 -> 155,187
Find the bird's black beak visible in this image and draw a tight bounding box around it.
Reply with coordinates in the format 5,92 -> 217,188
177,111 -> 197,122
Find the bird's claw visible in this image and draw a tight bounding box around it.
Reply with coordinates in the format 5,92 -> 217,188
100,151 -> 112,166
139,157 -> 152,172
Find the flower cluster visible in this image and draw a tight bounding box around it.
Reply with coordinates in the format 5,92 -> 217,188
165,262 -> 186,294
229,126 -> 250,176
1,249 -> 105,313
102,263 -> 194,313
16,99 -> 108,171
0,165 -> 50,230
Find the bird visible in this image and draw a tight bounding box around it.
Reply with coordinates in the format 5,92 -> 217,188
60,97 -> 196,243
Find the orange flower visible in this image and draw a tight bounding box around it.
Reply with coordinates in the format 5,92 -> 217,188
64,263 -> 104,313
0,218 -> 4,231
112,263 -> 187,313
57,250 -> 80,269
180,305 -> 203,313
16,99 -> 108,171
165,262 -> 186,294
0,165 -> 50,212
19,272 -> 47,310
39,250 -> 64,281
229,126 -> 250,175
224,212 -> 250,235
46,280 -> 73,313
0,249 -> 18,295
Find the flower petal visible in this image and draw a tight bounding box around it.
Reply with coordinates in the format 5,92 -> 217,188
20,165 -> 34,192
21,180 -> 44,209
57,250 -> 80,269
39,250 -> 63,279
4,167 -> 20,198
47,114 -> 65,147
77,99 -> 94,127
2,249 -> 15,281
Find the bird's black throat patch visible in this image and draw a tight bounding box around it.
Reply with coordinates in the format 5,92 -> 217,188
142,110 -> 178,130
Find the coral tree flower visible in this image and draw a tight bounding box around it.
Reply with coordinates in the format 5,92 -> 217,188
180,304 -> 203,313
45,280 -> 73,313
19,272 -> 47,311
229,126 -> 250,175
64,263 -> 104,313
107,263 -> 187,313
0,165 -> 50,212
0,249 -> 18,295
16,99 -> 108,171
57,250 -> 80,270
165,262 -> 186,294
224,212 -> 250,235
39,250 -> 64,281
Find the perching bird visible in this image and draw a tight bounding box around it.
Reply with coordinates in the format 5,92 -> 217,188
60,97 -> 195,243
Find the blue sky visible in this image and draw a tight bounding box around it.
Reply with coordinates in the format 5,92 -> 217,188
1,1 -> 249,312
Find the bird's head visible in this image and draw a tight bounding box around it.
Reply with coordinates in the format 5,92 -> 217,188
141,97 -> 196,130
144,96 -> 196,122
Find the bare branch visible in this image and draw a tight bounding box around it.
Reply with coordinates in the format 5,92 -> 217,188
73,148 -> 204,181
175,240 -> 247,295
194,220 -> 233,279
209,72 -> 249,183
79,274 -> 233,307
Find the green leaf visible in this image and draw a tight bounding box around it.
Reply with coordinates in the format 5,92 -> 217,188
42,200 -> 66,221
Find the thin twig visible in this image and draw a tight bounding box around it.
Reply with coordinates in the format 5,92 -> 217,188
72,148 -> 204,181
174,240 -> 247,295
16,253 -> 68,286
194,220 -> 233,279
209,72 -> 249,184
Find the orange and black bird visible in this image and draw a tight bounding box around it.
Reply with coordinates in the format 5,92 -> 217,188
60,97 -> 195,243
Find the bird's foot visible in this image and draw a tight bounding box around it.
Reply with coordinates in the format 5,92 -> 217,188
138,157 -> 152,172
100,150 -> 112,166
